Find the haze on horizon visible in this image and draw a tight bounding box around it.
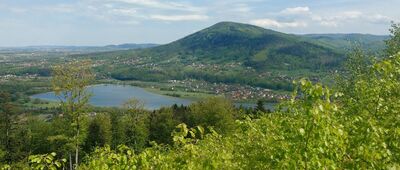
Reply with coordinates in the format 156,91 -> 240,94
0,0 -> 399,47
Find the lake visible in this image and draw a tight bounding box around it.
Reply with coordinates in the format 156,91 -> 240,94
31,84 -> 192,110
31,84 -> 276,110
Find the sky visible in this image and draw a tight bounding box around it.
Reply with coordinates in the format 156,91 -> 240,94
0,0 -> 399,46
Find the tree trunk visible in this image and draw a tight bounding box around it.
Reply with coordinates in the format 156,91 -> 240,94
69,153 -> 72,170
5,118 -> 10,164
75,127 -> 79,169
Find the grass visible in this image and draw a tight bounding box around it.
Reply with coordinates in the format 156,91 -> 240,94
97,79 -> 218,101
24,99 -> 60,108
144,87 -> 218,101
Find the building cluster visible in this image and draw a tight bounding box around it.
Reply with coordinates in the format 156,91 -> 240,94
0,74 -> 39,81
167,79 -> 290,101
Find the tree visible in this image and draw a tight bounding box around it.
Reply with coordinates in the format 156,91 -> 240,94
149,108 -> 178,144
51,60 -> 94,168
28,118 -> 53,155
121,99 -> 150,151
188,97 -> 236,134
335,47 -> 374,103
109,110 -> 126,149
282,79 -> 346,169
255,99 -> 267,113
84,114 -> 112,153
385,22 -> 400,56
0,92 -> 17,164
335,42 -> 400,167
122,98 -> 145,112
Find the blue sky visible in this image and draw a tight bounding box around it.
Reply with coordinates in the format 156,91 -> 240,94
0,0 -> 399,46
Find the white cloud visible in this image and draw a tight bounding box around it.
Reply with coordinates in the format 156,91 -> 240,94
340,11 -> 362,19
37,4 -> 75,13
73,3 -> 143,25
112,0 -> 204,12
150,14 -> 209,21
108,8 -> 137,16
77,0 -> 209,23
119,20 -> 140,25
232,3 -> 252,13
281,6 -> 310,15
45,0 -> 209,24
250,18 -> 307,28
367,14 -> 393,24
320,21 -> 338,27
313,11 -> 393,27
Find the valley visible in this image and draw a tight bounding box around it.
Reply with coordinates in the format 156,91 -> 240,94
0,22 -> 389,107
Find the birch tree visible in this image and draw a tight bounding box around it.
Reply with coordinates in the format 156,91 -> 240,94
52,60 -> 94,169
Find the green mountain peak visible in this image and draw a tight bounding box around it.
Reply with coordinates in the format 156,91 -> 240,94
84,22 -> 386,90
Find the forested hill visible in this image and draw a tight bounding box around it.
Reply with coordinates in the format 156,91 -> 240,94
136,21 -> 343,70
80,22 -> 387,90
304,33 -> 389,53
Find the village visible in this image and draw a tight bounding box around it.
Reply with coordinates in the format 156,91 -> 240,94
167,79 -> 290,102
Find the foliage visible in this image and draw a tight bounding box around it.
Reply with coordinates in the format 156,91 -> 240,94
29,152 -> 66,170
385,22 -> 400,56
51,60 -> 94,168
149,108 -> 178,144
84,113 -> 112,153
255,99 -> 267,113
77,50 -> 400,168
336,52 -> 400,168
80,145 -> 137,169
0,164 -> 10,170
0,92 -> 19,163
120,108 -> 150,151
279,79 -> 345,169
51,60 -> 94,117
187,97 -> 236,134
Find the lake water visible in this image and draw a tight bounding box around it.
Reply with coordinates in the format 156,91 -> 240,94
31,84 -> 276,110
31,84 -> 192,110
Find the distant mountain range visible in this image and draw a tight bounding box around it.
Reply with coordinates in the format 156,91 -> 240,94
304,34 -> 389,53
103,43 -> 159,50
0,43 -> 159,53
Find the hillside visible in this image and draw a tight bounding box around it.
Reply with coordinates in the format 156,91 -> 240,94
83,22 -> 352,91
140,22 -> 343,70
304,34 -> 388,53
